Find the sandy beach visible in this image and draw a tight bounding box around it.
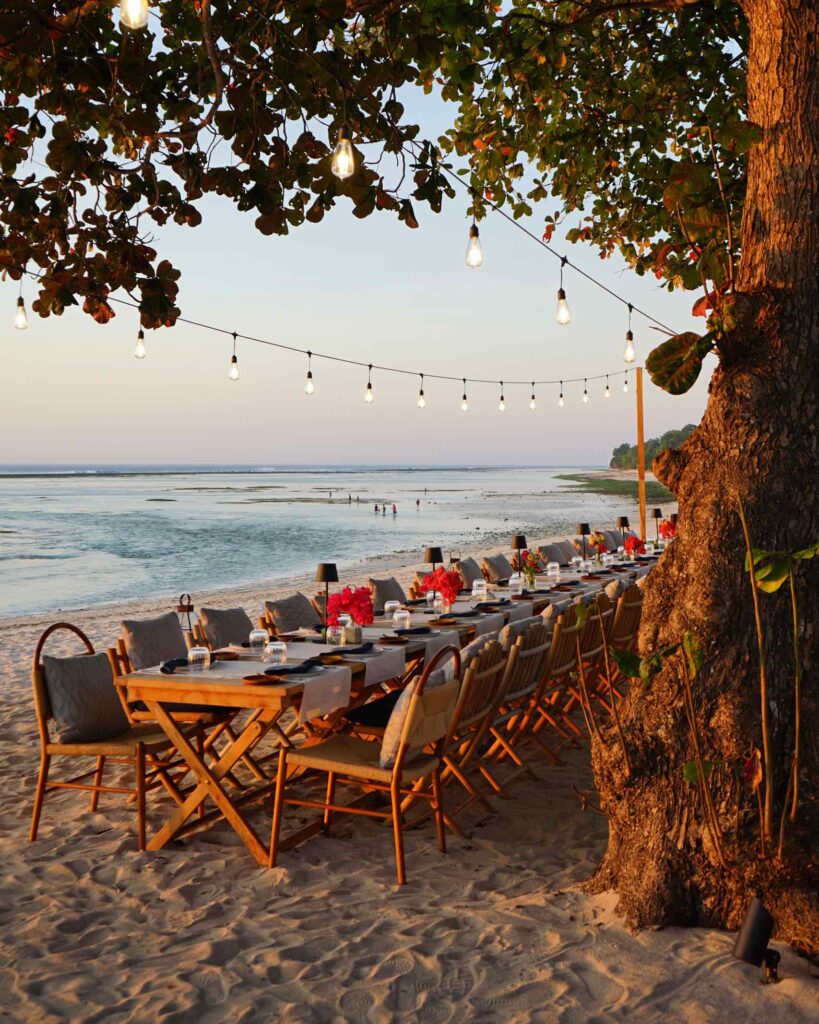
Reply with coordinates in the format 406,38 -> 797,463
1,536 -> 815,1022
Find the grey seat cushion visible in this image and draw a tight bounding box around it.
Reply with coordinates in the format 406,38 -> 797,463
198,606 -> 254,649
538,543 -> 568,566
122,612 -> 188,671
483,553 -> 514,582
43,652 -> 129,744
606,529 -> 625,549
499,615 -> 544,650
557,540 -> 578,563
455,557 -> 483,587
369,577 -> 407,612
265,593 -> 321,634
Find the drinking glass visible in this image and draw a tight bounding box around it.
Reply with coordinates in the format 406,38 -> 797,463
392,609 -> 411,630
602,553 -> 614,567
546,562 -> 561,580
187,646 -> 211,671
384,600 -> 401,620
571,556 -> 583,571
508,574 -> 523,596
472,580 -> 487,600
248,628 -> 269,653
617,546 -> 625,560
645,543 -> 655,557
580,559 -> 594,574
326,625 -> 344,645
425,591 -> 436,610
264,641 -> 288,665
432,593 -> 445,616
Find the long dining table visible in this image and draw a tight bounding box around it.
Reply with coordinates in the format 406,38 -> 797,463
124,559 -> 656,865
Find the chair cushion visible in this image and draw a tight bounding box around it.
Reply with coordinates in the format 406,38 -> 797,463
198,607 -> 254,650
538,543 -> 567,566
605,578 -> 629,601
455,557 -> 483,587
557,540 -> 578,563
265,593 -> 321,634
289,733 -> 439,785
43,652 -> 129,744
122,612 -> 187,672
607,529 -> 625,549
499,615 -> 544,650
379,667 -> 453,769
482,553 -> 514,582
459,633 -> 496,667
369,577 -> 406,612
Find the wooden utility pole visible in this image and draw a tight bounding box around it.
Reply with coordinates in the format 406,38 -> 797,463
636,367 -> 646,539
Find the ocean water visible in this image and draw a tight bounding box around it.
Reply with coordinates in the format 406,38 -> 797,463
0,465 -> 638,617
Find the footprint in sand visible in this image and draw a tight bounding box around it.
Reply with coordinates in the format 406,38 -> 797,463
338,987 -> 375,1020
373,955 -> 414,980
439,964 -> 474,1000
182,968 -> 228,1006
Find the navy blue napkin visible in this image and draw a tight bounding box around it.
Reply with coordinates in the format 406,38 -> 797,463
395,626 -> 432,636
160,658 -> 189,674
264,658 -> 323,677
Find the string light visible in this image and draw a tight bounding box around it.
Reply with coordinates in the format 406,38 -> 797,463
529,383 -> 536,411
623,371 -> 629,393
465,217 -> 483,268
13,293 -> 27,330
417,373 -> 426,408
134,328 -> 146,359
461,378 -> 469,412
558,381 -> 564,408
555,256 -> 571,325
119,0 -> 150,30
365,363 -> 374,403
604,375 -> 610,398
331,124 -> 356,180
304,351 -> 314,394
229,332 -> 239,381
498,382 -> 506,412
624,303 -> 636,363
582,379 -> 589,403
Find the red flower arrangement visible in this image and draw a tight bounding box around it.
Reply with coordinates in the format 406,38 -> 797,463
624,535 -> 646,557
326,586 -> 374,627
419,567 -> 462,605
659,519 -> 677,540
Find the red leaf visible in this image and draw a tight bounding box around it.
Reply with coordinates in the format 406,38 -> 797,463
743,749 -> 763,793
542,223 -> 555,243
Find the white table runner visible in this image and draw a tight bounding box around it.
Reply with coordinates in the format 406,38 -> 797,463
298,665 -> 352,724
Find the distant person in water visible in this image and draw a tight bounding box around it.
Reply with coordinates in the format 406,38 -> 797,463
374,503 -> 379,513
392,504 -> 397,516
382,506 -> 386,516
416,498 -> 420,511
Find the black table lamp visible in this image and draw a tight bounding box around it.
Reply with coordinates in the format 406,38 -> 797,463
733,898 -> 779,983
651,507 -> 663,541
617,516 -> 630,533
424,546 -> 444,572
315,562 -> 339,631
512,534 -> 527,571
576,522 -> 591,560
670,512 -> 679,527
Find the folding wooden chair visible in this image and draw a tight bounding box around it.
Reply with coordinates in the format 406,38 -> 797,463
30,623 -> 190,850
269,645 -> 461,885
522,606 -> 584,757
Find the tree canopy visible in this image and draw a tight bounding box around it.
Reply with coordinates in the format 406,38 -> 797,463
1,1 -> 749,358
610,424 -> 696,470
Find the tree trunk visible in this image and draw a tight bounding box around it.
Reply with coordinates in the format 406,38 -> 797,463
589,0 -> 819,958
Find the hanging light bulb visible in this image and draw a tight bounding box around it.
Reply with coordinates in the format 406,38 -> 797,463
623,305 -> 636,363
555,256 -> 571,325
623,371 -> 629,393
304,351 -> 314,394
14,295 -> 28,330
465,218 -> 483,268
558,381 -> 564,408
461,378 -> 469,412
498,382 -> 506,412
331,124 -> 356,180
529,382 -> 537,411
582,379 -> 589,404
134,328 -> 146,359
365,363 -> 374,403
229,332 -> 239,381
119,0 -> 150,30
604,376 -> 611,399
417,373 -> 426,409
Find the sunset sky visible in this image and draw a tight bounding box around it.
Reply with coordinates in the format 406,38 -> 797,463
0,88 -> 711,467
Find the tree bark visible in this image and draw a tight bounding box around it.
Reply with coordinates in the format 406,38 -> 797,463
589,0 -> 819,958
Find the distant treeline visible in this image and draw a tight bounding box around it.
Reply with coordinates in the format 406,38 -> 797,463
610,425 -> 696,470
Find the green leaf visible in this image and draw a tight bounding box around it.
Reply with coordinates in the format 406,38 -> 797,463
646,332 -> 716,395
793,541 -> 819,561
610,647 -> 641,679
683,759 -> 712,785
575,602 -> 593,628
682,631 -> 704,679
